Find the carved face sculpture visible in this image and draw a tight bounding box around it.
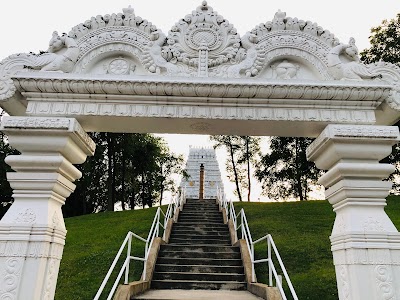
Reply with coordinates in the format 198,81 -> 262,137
48,32 -> 64,53
345,45 -> 359,61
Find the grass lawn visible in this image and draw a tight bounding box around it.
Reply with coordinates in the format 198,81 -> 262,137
55,207 -> 161,300
55,197 -> 400,300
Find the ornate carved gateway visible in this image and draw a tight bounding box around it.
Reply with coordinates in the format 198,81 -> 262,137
1,2 -> 400,299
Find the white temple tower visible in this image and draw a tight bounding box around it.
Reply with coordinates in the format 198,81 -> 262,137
180,147 -> 224,199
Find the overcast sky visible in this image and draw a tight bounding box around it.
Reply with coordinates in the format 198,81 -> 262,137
1,1 -> 399,201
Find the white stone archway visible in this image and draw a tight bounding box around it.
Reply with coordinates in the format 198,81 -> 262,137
1,2 -> 400,299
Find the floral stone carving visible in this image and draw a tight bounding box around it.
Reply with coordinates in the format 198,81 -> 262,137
105,57 -> 135,75
160,1 -> 241,76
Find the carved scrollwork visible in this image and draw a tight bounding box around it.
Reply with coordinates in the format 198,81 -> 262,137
375,265 -> 396,299
1,258 -> 22,300
0,78 -> 16,101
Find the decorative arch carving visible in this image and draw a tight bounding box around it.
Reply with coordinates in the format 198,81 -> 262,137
1,2 -> 400,103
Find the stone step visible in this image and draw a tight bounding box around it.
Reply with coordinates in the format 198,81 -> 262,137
183,204 -> 219,211
184,202 -> 218,206
170,234 -> 231,241
171,230 -> 230,237
172,228 -> 227,233
156,257 -> 243,266
155,264 -> 244,273
168,238 -> 231,245
178,214 -> 222,218
184,202 -> 218,205
133,289 -> 263,300
185,199 -> 216,202
151,279 -> 247,290
177,217 -> 224,223
160,244 -> 240,253
158,250 -> 240,259
175,221 -> 226,226
153,271 -> 245,282
172,222 -> 228,230
181,210 -> 220,214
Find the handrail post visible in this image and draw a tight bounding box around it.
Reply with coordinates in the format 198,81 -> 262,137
241,210 -> 244,239
143,241 -> 148,280
268,235 -> 273,286
156,209 -> 160,237
251,243 -> 255,282
124,233 -> 132,284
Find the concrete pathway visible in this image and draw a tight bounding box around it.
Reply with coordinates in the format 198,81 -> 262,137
134,289 -> 263,299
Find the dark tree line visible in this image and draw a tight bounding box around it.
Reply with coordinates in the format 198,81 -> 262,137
255,137 -> 322,201
63,132 -> 185,217
0,125 -> 185,218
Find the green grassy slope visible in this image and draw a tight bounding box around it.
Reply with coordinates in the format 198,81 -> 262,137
55,207 -> 161,300
55,197 -> 400,300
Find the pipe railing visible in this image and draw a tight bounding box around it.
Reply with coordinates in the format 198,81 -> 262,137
94,189 -> 187,300
217,197 -> 298,300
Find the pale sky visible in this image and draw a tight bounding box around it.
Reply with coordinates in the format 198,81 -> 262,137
1,1 -> 399,201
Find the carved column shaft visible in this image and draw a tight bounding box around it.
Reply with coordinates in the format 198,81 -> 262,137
0,117 -> 95,300
307,124 -> 400,300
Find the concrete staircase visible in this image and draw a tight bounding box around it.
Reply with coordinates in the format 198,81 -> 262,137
151,198 -> 246,290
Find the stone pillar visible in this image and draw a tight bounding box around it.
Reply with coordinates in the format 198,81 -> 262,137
0,116 -> 95,300
307,124 -> 400,300
199,163 -> 205,200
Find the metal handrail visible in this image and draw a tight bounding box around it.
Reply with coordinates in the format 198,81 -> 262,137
94,188 -> 187,300
94,208 -> 158,299
220,198 -> 298,300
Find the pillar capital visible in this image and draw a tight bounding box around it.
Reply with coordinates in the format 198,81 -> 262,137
0,116 -> 95,164
307,124 -> 400,171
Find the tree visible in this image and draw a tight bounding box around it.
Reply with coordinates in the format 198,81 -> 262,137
210,135 -> 244,201
255,137 -> 322,201
237,136 -> 261,202
157,151 -> 187,206
63,132 -> 184,216
360,14 -> 400,66
63,132 -> 108,216
360,13 -> 400,193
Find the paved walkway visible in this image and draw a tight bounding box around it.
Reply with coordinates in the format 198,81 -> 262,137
134,289 -> 263,299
